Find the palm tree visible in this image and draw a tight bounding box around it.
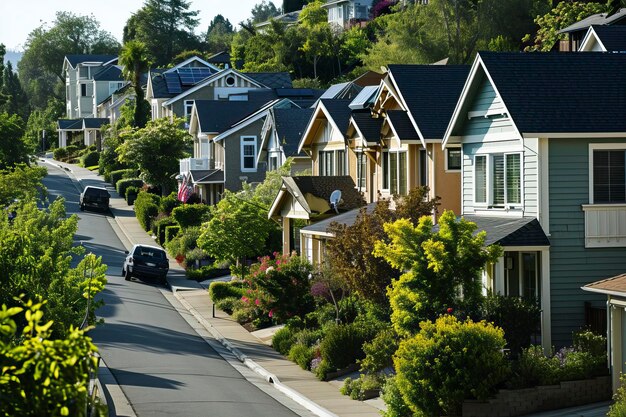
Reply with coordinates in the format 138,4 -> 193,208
119,40 -> 151,128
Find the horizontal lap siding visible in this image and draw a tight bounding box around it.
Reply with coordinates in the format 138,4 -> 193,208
461,78 -> 515,138
524,138 -> 539,218
549,138 -> 626,347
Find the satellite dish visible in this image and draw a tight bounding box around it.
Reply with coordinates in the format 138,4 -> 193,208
329,190 -> 342,214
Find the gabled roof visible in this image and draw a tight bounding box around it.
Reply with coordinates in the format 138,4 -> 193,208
559,8 -> 626,34
387,64 -> 469,141
583,273 -> 626,297
207,51 -> 232,65
214,99 -> 290,142
320,98 -> 353,134
247,88 -> 323,108
349,112 -> 383,144
349,85 -> 379,110
300,202 -> 377,235
581,25 -> 626,51
164,56 -> 219,73
190,169 -> 224,184
320,82 -> 363,100
273,107 -> 315,157
472,52 -> 626,135
462,215 -> 550,247
352,70 -> 385,88
57,119 -> 84,130
64,55 -> 118,68
269,175 -> 364,218
245,72 -> 293,89
386,110 -> 419,140
83,118 -> 110,129
191,99 -> 268,135
92,65 -> 124,81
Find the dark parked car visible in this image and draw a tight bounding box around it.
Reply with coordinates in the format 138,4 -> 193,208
79,186 -> 110,211
122,244 -> 169,284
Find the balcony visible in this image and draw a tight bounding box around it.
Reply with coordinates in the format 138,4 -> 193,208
582,204 -> 626,248
179,158 -> 222,175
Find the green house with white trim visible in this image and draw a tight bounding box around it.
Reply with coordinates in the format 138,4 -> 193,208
443,51 -> 626,351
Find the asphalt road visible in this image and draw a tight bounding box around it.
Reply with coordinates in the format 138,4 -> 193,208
43,164 -> 307,417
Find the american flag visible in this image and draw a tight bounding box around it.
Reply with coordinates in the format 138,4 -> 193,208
177,175 -> 193,202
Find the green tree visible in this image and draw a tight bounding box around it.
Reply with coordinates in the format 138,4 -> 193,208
374,210 -> 502,338
1,62 -> 30,121
251,0 -> 281,23
198,191 -> 275,278
0,300 -> 99,417
116,117 -> 192,195
22,98 -> 64,153
205,14 -> 235,53
523,1 -> 608,51
17,12 -> 119,110
0,113 -> 28,169
0,164 -> 47,206
299,1 -> 332,78
123,0 -> 200,66
119,40 -> 152,128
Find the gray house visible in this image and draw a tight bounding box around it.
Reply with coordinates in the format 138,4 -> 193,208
443,51 -> 626,351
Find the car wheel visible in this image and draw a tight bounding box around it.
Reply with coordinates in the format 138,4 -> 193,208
124,268 -> 132,281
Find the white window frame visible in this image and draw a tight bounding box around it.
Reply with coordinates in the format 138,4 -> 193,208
382,149 -> 408,195
184,100 -> 194,121
473,152 -> 522,209
588,143 -> 626,204
445,147 -> 462,172
240,136 -> 257,172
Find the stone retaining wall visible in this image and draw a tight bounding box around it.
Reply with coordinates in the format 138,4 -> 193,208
462,376 -> 611,417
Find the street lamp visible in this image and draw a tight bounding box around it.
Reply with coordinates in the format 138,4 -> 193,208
41,129 -> 46,153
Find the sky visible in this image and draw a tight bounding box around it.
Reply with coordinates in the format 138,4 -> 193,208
0,0 -> 278,51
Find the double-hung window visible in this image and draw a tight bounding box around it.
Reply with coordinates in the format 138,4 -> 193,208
474,153 -> 521,208
318,150 -> 345,176
356,152 -> 367,190
382,150 -> 408,195
592,149 -> 626,203
241,136 -> 257,172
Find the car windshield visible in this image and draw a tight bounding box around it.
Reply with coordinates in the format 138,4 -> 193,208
134,247 -> 165,259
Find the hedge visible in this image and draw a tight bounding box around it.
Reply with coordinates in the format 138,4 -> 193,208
320,323 -> 369,372
165,225 -> 181,244
208,281 -> 245,303
65,145 -> 80,158
134,191 -> 160,232
116,178 -> 144,198
125,186 -> 140,205
159,192 -> 181,215
155,217 -> 178,245
53,148 -> 68,161
109,169 -> 137,188
80,151 -> 100,167
171,204 -> 212,229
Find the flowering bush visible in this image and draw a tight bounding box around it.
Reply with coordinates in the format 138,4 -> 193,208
245,253 -> 315,323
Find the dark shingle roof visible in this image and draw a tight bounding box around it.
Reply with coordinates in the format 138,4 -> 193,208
274,108 -> 314,157
246,72 -> 293,89
65,55 -> 117,67
283,175 -> 365,215
149,69 -> 175,99
350,112 -> 383,143
301,202 -> 377,234
207,51 -> 231,65
57,119 -> 83,130
83,118 -> 110,129
247,88 -> 323,108
386,110 -> 419,140
388,65 -> 469,140
479,51 -> 626,133
190,169 -> 224,184
589,25 -> 626,51
194,100 -> 268,133
320,99 -> 353,135
462,215 -> 550,247
559,8 -> 626,34
92,65 -> 124,81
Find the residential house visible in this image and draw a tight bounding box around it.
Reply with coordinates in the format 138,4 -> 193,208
556,8 -> 626,51
323,0 -> 374,30
443,51 -> 626,352
207,51 -> 232,69
183,98 -> 273,204
579,25 -> 626,52
255,10 -> 302,33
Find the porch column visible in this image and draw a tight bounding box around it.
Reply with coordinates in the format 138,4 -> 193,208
282,217 -> 291,256
495,255 -> 505,295
541,248 -> 552,355
611,303 -> 622,391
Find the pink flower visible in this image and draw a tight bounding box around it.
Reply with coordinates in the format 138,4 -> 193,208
255,299 -> 260,306
447,307 -> 453,314
241,296 -> 249,303
268,309 -> 274,318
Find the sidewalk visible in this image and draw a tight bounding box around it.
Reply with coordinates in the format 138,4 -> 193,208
44,158 -> 381,417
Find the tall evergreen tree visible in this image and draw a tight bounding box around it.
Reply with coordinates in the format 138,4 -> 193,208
1,62 -> 30,121
119,41 -> 151,128
124,0 -> 200,66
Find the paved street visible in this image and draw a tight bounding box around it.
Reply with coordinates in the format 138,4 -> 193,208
43,164 -> 312,417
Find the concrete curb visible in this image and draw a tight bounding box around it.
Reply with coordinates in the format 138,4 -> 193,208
174,292 -> 339,417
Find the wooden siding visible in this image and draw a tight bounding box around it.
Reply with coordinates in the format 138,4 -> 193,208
223,118 -> 267,191
460,78 -> 516,140
549,138 -> 626,347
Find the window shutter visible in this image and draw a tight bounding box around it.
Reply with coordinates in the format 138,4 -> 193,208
475,155 -> 487,203
506,154 -> 521,204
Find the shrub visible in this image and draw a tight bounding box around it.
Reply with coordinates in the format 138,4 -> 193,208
394,315 -> 509,417
134,191 -> 160,232
65,145 -> 79,158
80,151 -> 99,167
609,374 -> 626,417
360,327 -> 398,374
165,225 -> 180,243
272,326 -> 299,356
512,345 -> 561,388
165,226 -> 201,258
185,247 -> 209,266
160,192 -> 181,215
481,292 -> 540,356
125,186 -> 140,205
381,376 -> 413,417
319,323 -> 369,374
293,328 -> 323,347
154,217 -> 178,245
53,147 -> 68,161
313,359 -> 333,381
171,204 -> 212,229
186,265 -> 226,281
288,344 -> 315,370
109,168 -> 136,188
214,297 -> 242,314
209,281 -> 245,303
116,178 -> 143,198
341,374 -> 381,400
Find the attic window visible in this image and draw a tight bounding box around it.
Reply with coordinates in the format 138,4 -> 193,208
226,76 -> 235,86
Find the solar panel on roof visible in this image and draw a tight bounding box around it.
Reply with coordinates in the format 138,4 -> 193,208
177,67 -> 214,85
164,72 -> 182,94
